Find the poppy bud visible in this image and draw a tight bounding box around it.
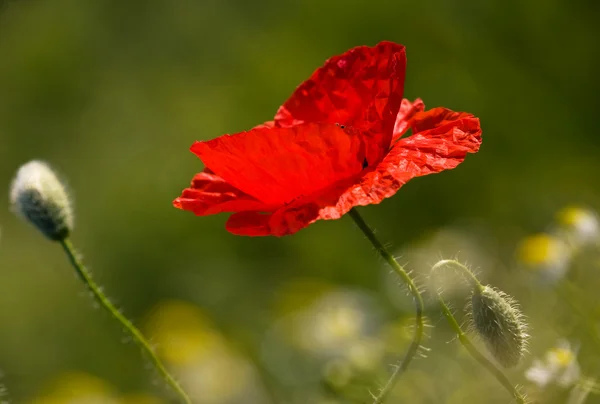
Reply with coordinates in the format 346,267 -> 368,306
10,160 -> 73,241
468,285 -> 528,368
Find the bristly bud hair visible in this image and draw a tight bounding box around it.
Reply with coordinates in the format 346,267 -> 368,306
467,285 -> 528,368
10,160 -> 73,241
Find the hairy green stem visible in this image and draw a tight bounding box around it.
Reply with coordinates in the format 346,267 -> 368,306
59,238 -> 191,404
348,208 -> 424,404
431,259 -> 483,291
431,259 -> 526,404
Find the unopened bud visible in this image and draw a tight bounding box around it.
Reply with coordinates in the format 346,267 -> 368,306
10,160 -> 73,241
468,286 -> 528,367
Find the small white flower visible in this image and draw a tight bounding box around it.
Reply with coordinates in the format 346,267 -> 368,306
556,206 -> 599,247
518,233 -> 572,284
296,290 -> 380,357
525,340 -> 580,388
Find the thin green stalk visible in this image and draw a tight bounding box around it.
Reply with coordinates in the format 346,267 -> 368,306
431,259 -> 483,291
567,378 -> 597,404
348,208 -> 424,404
431,259 -> 526,404
59,238 -> 192,404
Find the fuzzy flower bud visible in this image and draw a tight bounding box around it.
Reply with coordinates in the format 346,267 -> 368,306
468,285 -> 528,368
10,160 -> 73,241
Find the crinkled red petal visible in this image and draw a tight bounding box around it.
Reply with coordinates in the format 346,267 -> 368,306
322,107 -> 482,217
223,106 -> 482,236
410,107 -> 476,134
173,170 -> 270,215
274,41 -> 406,164
392,98 -> 425,142
191,122 -> 366,206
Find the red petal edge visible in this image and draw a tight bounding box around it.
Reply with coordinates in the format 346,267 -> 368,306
392,98 -> 425,142
173,170 -> 270,215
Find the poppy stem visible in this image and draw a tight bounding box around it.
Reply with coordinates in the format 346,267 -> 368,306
430,260 -> 527,404
59,238 -> 192,404
431,259 -> 483,291
348,208 -> 424,404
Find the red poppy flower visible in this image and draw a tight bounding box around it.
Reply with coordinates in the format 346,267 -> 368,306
174,41 -> 482,236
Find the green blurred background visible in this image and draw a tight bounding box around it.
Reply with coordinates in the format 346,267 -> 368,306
1,0 -> 599,402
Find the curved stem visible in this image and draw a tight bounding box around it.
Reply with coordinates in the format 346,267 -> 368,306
431,260 -> 526,404
348,208 -> 424,404
59,238 -> 192,404
431,259 -> 483,291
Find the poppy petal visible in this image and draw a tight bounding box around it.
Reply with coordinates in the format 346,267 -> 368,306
224,178 -> 359,236
225,203 -> 321,237
316,107 -> 483,219
274,41 -> 406,164
173,171 -> 270,215
392,98 -> 425,142
225,211 -> 273,236
192,123 -> 365,206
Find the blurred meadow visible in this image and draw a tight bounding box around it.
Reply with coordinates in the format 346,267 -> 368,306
1,0 -> 600,402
